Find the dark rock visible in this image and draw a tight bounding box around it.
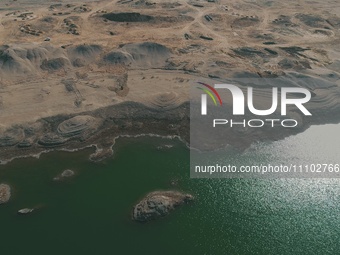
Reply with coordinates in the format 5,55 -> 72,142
263,41 -> 276,45
40,16 -> 55,23
326,16 -> 340,28
61,78 -> 75,92
132,191 -> 194,222
40,58 -> 69,71
232,47 -> 266,58
264,48 -> 278,55
72,58 -> 86,67
184,33 -> 191,40
278,58 -> 311,70
215,61 -> 234,68
233,71 -> 260,78
296,13 -> 326,28
313,29 -> 332,36
103,51 -> 132,65
232,16 -> 259,28
254,33 -> 274,40
200,35 -> 213,41
102,12 -> 154,22
17,139 -> 33,148
280,46 -> 310,55
204,15 -> 213,22
208,74 -> 220,79
272,15 -> 295,27
257,70 -> 284,78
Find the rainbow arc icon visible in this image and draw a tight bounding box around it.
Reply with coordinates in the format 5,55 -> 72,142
196,82 -> 223,106
197,82 -> 223,115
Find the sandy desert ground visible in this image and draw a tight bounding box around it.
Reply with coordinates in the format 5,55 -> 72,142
0,0 -> 340,161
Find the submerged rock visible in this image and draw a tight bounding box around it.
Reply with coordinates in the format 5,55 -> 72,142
61,169 -> 75,177
18,208 -> 34,215
53,169 -> 75,181
0,184 -> 11,204
132,191 -> 194,222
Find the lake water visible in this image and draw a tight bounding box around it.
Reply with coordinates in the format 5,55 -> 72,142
0,125 -> 340,255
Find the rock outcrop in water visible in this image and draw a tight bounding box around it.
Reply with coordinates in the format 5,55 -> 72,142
53,169 -> 75,181
18,208 -> 34,215
132,191 -> 194,222
0,184 -> 11,204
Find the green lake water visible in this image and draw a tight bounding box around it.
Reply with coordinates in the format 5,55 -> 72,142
1,125 -> 340,255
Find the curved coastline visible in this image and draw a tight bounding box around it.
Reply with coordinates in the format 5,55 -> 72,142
0,97 -> 339,164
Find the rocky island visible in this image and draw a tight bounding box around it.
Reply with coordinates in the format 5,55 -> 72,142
53,169 -> 76,181
132,191 -> 194,222
18,208 -> 34,215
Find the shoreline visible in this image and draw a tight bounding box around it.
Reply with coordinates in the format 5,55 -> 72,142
1,96 -> 340,164
0,101 -> 191,165
0,134 -> 185,165
1,107 -> 339,166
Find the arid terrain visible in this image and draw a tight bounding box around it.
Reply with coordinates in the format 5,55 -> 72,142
0,0 -> 340,162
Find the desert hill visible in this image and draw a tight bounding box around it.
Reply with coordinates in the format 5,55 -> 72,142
0,0 -> 339,162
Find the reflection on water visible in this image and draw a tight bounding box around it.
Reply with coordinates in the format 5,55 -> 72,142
194,124 -> 340,178
0,125 -> 339,255
246,124 -> 340,166
192,177 -> 340,254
